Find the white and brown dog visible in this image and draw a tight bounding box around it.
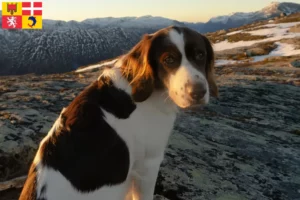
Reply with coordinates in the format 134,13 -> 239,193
19,26 -> 218,200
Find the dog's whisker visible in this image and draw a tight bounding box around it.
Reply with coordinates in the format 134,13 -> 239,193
164,95 -> 171,103
161,91 -> 168,97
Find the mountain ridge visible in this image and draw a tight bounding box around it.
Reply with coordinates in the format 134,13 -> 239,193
203,1 -> 300,32
0,2 -> 300,75
1,2 -> 299,32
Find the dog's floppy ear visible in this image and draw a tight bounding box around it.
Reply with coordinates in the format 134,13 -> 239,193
121,34 -> 154,102
202,35 -> 218,98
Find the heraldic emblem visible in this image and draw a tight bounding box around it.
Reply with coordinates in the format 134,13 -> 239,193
2,1 -> 43,29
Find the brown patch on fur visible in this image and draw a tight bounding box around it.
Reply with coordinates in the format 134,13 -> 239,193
120,34 -> 155,102
61,81 -> 102,132
19,164 -> 37,200
61,77 -> 114,132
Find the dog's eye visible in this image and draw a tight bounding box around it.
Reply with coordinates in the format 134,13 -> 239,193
195,51 -> 205,60
163,55 -> 176,65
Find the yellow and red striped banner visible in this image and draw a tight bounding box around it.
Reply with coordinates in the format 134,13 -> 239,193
2,1 -> 43,29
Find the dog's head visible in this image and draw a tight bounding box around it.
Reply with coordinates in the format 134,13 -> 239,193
121,26 -> 218,108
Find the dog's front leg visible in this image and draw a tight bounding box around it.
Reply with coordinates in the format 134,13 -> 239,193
134,156 -> 163,200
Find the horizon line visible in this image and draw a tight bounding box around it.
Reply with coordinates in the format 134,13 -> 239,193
0,10 -> 209,23
0,1 -> 297,23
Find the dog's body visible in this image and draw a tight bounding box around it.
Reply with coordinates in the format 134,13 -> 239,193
19,26 -> 218,200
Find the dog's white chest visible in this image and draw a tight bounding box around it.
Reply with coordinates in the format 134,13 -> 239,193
40,105 -> 176,200
104,91 -> 177,163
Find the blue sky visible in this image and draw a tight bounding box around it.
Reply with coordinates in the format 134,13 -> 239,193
2,0 -> 300,22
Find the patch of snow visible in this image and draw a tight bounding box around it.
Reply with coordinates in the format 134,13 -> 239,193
252,42 -> 300,62
214,22 -> 300,51
250,22 -> 300,36
226,30 -> 243,36
214,40 -> 259,52
75,59 -> 118,73
215,59 -> 241,66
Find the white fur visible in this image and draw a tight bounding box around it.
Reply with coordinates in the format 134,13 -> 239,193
33,66 -> 177,200
37,166 -> 129,200
75,59 -> 118,73
98,63 -> 132,94
168,30 -> 210,108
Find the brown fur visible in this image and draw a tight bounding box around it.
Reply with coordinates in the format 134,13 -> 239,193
19,164 -> 38,200
116,27 -> 218,102
120,34 -> 155,102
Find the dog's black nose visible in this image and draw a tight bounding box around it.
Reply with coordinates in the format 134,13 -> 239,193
186,83 -> 206,101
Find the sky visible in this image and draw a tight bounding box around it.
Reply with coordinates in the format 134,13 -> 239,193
2,0 -> 300,22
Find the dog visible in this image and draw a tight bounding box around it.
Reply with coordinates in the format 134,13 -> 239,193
19,26 -> 218,200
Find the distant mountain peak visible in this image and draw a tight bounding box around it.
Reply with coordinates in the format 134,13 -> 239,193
262,1 -> 281,14
271,1 -> 280,5
205,2 -> 300,33
137,15 -> 153,18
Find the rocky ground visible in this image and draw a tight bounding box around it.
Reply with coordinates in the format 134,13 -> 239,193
0,56 -> 300,200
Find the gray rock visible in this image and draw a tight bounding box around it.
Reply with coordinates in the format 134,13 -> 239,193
217,29 -> 227,35
156,82 -> 300,200
154,195 -> 169,200
280,12 -> 287,17
0,62 -> 300,200
246,48 -> 265,57
290,60 -> 300,68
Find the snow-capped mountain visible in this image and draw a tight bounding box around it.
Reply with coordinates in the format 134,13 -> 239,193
0,14 -> 187,75
82,15 -> 186,29
203,2 -> 300,33
262,1 -> 299,16
0,26 -> 158,75
210,1 -> 299,24
0,2 -> 300,75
